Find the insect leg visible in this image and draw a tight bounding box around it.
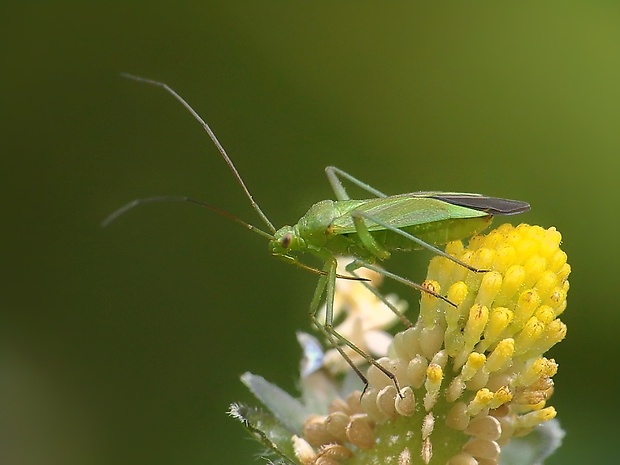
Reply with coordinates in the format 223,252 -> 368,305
344,261 -> 413,328
308,259 -> 368,385
325,166 -> 388,200
354,211 -> 486,273
351,214 -> 391,260
310,256 -> 403,394
351,259 -> 456,307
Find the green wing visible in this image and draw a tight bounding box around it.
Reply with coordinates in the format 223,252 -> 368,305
328,192 -> 529,234
329,193 -> 489,234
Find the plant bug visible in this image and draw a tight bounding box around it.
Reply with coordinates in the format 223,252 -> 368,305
105,74 -> 530,392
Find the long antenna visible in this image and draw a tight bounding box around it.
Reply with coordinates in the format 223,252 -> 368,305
121,73 -> 277,234
102,195 -> 274,240
102,196 -> 368,283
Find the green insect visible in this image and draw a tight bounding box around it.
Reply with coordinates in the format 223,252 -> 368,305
106,74 -> 530,391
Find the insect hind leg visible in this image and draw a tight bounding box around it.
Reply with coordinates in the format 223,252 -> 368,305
325,166 -> 388,201
351,259 -> 457,307
344,261 -> 413,328
353,211 -> 487,273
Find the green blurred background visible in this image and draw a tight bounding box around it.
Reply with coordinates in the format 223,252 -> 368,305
2,2 -> 618,464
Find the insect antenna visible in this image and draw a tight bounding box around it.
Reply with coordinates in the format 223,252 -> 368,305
102,196 -> 368,282
102,195 -> 274,240
121,73 -> 277,234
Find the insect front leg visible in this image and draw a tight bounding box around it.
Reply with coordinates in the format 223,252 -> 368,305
309,255 -> 403,394
325,166 -> 388,201
308,258 -> 368,386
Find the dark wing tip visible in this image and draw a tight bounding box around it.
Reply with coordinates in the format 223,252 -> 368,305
432,195 -> 531,216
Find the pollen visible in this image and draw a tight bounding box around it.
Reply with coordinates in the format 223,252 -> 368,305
296,224 -> 569,465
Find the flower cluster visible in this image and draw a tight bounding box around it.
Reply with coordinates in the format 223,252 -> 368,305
233,224 -> 569,465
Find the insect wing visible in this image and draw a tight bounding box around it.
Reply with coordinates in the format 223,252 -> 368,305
329,194 -> 489,234
429,194 -> 530,216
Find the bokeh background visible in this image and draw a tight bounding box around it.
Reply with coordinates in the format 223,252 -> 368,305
2,2 -> 618,464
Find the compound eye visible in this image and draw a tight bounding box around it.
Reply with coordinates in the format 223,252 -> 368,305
281,233 -> 292,249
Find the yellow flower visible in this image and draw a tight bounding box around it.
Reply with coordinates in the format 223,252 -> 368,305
295,224 -> 569,465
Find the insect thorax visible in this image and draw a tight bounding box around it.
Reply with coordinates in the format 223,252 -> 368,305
297,200 -> 339,248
